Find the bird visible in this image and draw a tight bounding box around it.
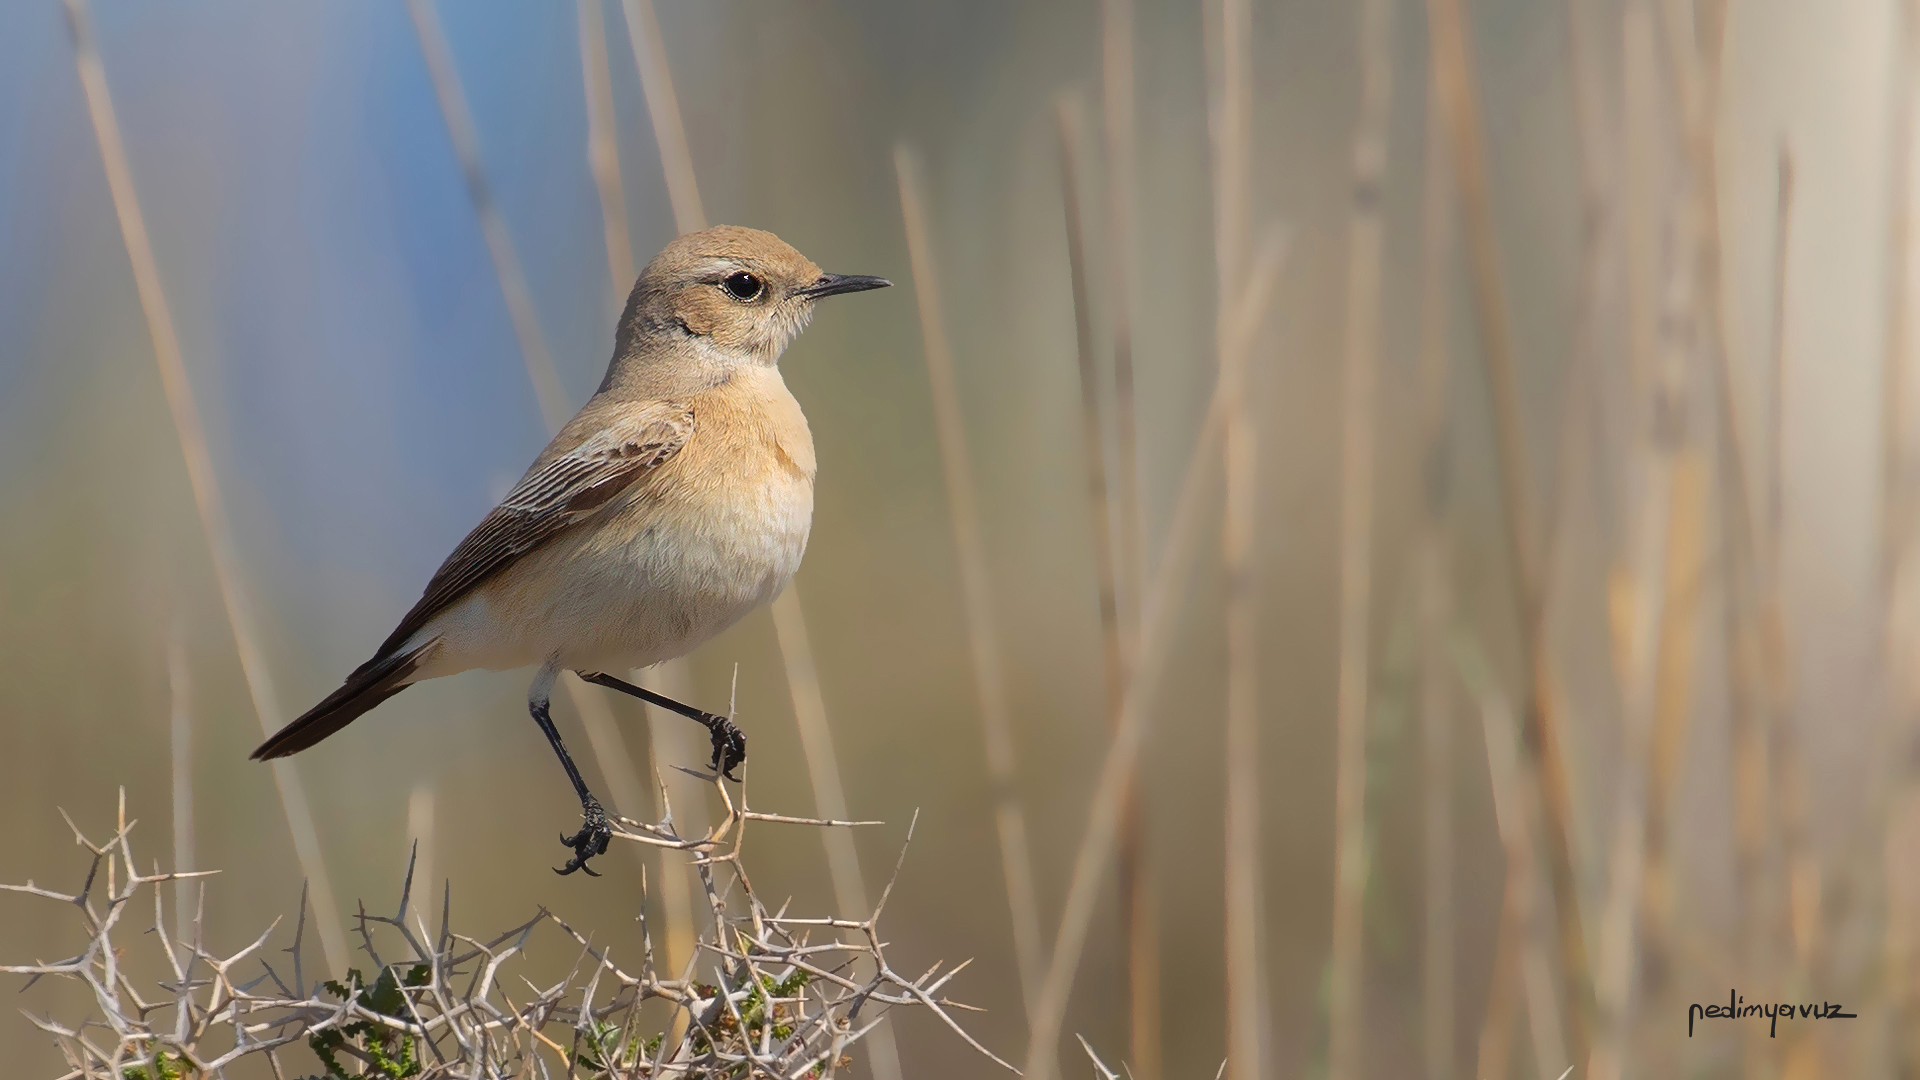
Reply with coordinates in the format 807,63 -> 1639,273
252,225 -> 890,876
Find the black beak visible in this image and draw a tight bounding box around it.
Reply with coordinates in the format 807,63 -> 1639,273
795,273 -> 892,299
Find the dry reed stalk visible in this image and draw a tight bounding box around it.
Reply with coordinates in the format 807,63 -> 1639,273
636,662 -> 705,982
1603,15 -> 1703,1079
1475,7 -> 1624,1062
1762,149 -> 1820,978
1887,0 -> 1920,591
1328,2 -> 1393,1076
1768,150 -> 1793,568
1425,0 -> 1592,1048
1100,4 -> 1143,656
1467,365 -> 1596,1079
611,18 -> 902,1075
1414,67 -> 1458,1080
1052,98 -> 1126,788
1222,364 -> 1262,1080
1020,227 -> 1290,1080
404,0 -> 569,432
768,585 -> 908,1080
1588,449 -> 1703,1080
62,0 -> 350,977
618,0 -> 705,237
1634,456 -> 1709,1072
1889,3 -> 1920,1063
1653,10 -> 1796,1077
769,589 -> 868,921
1054,98 -> 1155,1070
1099,2 -> 1160,1067
1454,635 -> 1568,1080
1656,0 -> 1747,560
1203,0 -> 1262,1076
1756,149 -> 1827,1076
1563,0 -> 1624,548
892,144 -> 1048,1015
1101,0 -> 1145,662
577,0 -> 637,295
1474,898 -> 1522,1080
167,623 -> 195,946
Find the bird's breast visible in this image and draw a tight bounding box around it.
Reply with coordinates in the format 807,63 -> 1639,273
570,370 -> 815,662
434,368 -> 816,675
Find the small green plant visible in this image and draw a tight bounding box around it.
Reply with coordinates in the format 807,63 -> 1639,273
304,964 -> 432,1079
119,1050 -> 187,1080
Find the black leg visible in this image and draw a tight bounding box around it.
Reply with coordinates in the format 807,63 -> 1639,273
576,670 -> 747,781
530,693 -> 611,876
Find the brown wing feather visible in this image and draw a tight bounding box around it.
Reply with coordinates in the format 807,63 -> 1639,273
371,403 -> 694,658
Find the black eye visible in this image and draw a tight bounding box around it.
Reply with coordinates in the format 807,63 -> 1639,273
721,271 -> 764,301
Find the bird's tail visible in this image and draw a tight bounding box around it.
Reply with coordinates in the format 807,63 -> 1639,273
250,645 -> 429,760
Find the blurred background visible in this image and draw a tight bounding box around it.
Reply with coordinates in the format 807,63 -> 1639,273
0,0 -> 1911,1077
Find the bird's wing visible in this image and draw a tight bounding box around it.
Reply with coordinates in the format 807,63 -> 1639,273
373,401 -> 695,658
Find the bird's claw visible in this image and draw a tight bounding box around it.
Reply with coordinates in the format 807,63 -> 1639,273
707,717 -> 746,782
555,797 -> 612,876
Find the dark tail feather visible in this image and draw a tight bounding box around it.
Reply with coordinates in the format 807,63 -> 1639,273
251,647 -> 426,760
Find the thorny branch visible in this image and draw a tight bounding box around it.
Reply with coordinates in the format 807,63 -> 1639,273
3,784 -> 1012,1078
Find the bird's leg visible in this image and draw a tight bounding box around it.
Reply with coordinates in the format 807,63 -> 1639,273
575,670 -> 747,781
529,665 -> 611,876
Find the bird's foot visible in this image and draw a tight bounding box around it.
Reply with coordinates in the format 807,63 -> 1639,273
556,796 -> 612,876
705,716 -> 746,782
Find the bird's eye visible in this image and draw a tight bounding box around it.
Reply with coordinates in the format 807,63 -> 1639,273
721,272 -> 764,301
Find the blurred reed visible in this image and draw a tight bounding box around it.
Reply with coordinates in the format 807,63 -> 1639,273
1763,148 -> 1827,1042
1890,4 -> 1920,1067
1053,95 -> 1156,1075
1019,221 -> 1289,1080
892,143 -> 1048,1015
577,0 -> 636,301
1657,5 -> 1802,1077
1454,632 -> 1564,1080
769,593 -> 868,926
1051,99 -> 1124,799
1588,443 -> 1701,1080
61,0 -> 350,978
1427,0 -> 1591,1056
1635,447 -> 1709,1074
1414,60 -> 1458,1080
1327,0 -> 1392,1076
1203,1 -> 1263,1078
403,0 -> 568,433
637,661 -> 705,991
1096,1 -> 1161,1071
619,0 -> 703,237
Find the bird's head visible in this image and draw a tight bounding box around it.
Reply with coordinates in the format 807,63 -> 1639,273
611,225 -> 889,375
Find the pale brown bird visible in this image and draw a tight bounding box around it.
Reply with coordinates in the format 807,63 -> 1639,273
253,226 -> 889,875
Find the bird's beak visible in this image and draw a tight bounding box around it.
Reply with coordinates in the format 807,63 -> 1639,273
795,273 -> 892,299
